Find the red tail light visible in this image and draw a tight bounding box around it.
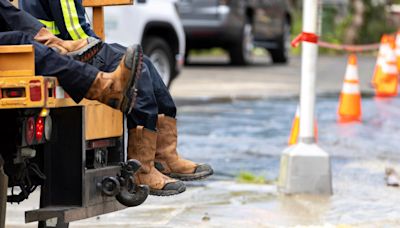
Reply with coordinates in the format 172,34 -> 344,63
29,80 -> 42,102
26,117 -> 35,145
35,117 -> 44,142
2,88 -> 25,98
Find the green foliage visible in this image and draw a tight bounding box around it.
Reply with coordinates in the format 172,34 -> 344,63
236,171 -> 267,184
357,1 -> 396,44
291,1 -> 397,55
290,10 -> 303,55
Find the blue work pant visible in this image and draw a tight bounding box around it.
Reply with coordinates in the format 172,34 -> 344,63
90,43 -> 177,131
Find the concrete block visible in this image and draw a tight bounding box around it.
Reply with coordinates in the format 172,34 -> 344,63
278,143 -> 332,195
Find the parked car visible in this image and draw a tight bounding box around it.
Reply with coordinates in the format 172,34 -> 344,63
103,0 -> 185,87
176,0 -> 292,65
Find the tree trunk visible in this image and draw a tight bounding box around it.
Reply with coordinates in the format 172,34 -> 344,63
344,0 -> 365,44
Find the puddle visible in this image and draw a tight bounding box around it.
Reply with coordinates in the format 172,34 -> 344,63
175,96 -> 400,226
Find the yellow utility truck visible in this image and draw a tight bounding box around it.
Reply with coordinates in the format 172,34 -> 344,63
0,1 -> 149,227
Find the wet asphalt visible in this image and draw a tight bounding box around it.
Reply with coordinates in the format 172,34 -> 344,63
7,54 -> 400,227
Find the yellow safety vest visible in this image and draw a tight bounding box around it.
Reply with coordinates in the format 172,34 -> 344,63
38,19 -> 61,35
60,0 -> 89,40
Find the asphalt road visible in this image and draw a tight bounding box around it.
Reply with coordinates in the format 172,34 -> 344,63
170,54 -> 376,101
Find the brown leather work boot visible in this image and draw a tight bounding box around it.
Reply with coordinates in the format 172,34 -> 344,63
85,45 -> 143,114
155,114 -> 214,181
128,126 -> 186,196
66,37 -> 102,62
34,28 -> 102,61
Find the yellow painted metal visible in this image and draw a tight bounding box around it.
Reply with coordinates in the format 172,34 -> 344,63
82,0 -> 133,7
0,76 -> 46,108
0,76 -> 123,139
0,45 -> 35,77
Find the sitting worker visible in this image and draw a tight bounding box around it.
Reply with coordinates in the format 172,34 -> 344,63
0,0 -> 141,115
18,0 -> 214,196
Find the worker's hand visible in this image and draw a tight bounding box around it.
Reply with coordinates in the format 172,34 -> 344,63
34,27 -> 89,55
34,27 -> 58,44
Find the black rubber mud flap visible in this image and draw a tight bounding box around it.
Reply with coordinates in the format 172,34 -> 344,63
0,155 -> 8,228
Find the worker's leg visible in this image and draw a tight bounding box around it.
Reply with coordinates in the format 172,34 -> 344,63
89,44 -> 161,129
142,58 -> 214,181
126,62 -> 185,196
0,31 -> 141,114
0,31 -> 97,102
143,57 -> 177,118
90,43 -> 126,72
126,57 -> 213,181
0,0 -> 43,35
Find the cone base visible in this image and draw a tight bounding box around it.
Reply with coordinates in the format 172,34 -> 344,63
375,93 -> 398,98
338,115 -> 361,123
338,94 -> 362,122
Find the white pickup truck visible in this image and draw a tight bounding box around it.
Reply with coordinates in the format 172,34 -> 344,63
103,0 -> 186,87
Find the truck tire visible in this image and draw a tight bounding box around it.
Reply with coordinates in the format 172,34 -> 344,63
229,21 -> 254,66
143,36 -> 175,88
269,20 -> 290,64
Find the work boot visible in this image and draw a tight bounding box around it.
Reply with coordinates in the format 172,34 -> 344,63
47,37 -> 102,62
85,45 -> 143,114
66,37 -> 103,62
34,27 -> 102,60
128,126 -> 186,196
155,114 -> 213,181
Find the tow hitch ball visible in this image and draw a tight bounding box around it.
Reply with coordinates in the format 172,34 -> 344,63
98,160 -> 149,207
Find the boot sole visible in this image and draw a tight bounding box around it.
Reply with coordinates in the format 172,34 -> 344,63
168,169 -> 214,181
120,44 -> 143,114
149,185 -> 186,196
67,38 -> 103,62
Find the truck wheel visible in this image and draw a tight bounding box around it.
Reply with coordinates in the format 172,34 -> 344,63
143,37 -> 175,88
229,21 -> 254,66
269,20 -> 290,64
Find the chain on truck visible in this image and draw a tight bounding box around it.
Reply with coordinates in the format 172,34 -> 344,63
0,1 -> 149,227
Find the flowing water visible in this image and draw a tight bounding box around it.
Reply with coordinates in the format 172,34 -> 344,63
173,96 -> 400,227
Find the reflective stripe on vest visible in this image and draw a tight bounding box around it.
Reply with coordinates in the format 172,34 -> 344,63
60,0 -> 89,40
38,19 -> 60,35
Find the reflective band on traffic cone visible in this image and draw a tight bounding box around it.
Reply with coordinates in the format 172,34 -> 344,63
375,36 -> 399,97
288,106 -> 318,145
395,30 -> 400,71
338,54 -> 362,123
372,35 -> 390,87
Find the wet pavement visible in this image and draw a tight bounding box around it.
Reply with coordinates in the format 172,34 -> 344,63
6,56 -> 400,227
7,96 -> 400,227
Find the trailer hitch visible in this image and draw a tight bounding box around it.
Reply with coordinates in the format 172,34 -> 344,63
98,160 -> 149,207
116,160 -> 149,207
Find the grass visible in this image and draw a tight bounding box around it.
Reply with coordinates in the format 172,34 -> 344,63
236,171 -> 270,185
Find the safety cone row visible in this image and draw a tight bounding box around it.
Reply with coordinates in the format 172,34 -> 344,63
395,30 -> 400,71
288,106 -> 318,145
372,35 -> 391,88
338,54 -> 362,123
374,35 -> 399,97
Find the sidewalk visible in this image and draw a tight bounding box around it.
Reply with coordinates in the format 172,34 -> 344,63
170,55 -> 376,101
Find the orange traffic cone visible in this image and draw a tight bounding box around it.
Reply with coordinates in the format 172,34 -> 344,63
288,106 -> 318,145
375,35 -> 399,97
372,35 -> 390,87
288,106 -> 300,145
338,54 -> 362,123
395,30 -> 400,71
